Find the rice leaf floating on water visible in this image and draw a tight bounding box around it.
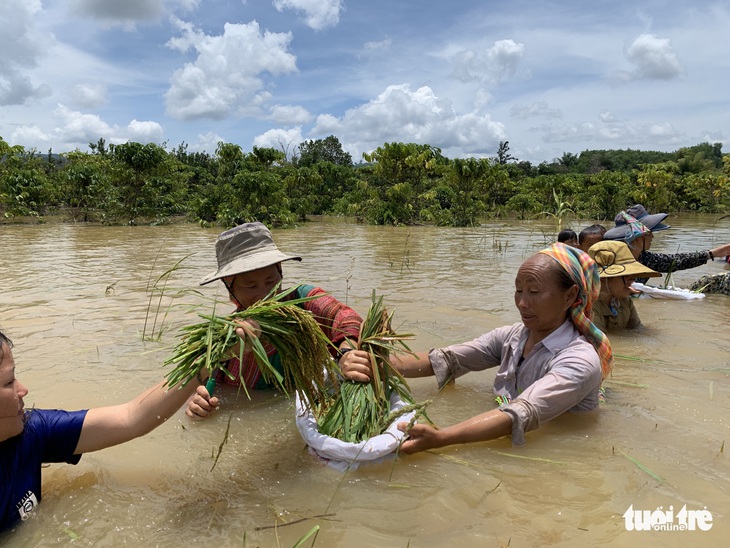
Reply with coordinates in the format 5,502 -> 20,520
163,285 -> 338,409
316,291 -> 430,443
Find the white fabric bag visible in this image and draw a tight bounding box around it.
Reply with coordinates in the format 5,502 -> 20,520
632,282 -> 705,300
295,391 -> 415,472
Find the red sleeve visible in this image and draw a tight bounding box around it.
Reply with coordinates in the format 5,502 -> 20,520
303,287 -> 362,347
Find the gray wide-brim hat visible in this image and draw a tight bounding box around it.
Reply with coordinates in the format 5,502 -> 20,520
199,222 -> 302,286
615,204 -> 670,232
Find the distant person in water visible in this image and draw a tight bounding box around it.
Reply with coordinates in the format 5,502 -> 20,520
0,329 -> 199,532
603,205 -> 730,284
186,222 -> 370,419
587,240 -> 661,332
557,228 -> 578,247
578,224 -> 606,253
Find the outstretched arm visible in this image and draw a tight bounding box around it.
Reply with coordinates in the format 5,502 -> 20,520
397,408 -> 512,454
74,378 -> 199,454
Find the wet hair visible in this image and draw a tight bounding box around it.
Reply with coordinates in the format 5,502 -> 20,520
578,224 -> 607,245
557,229 -> 577,243
0,329 -> 12,360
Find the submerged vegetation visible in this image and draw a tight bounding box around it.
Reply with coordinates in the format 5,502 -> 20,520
1,135 -> 729,228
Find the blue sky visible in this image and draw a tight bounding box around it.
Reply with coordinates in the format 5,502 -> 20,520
1,0 -> 729,164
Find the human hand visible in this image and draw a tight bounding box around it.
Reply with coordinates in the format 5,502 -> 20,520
227,319 -> 261,358
397,421 -> 442,454
339,349 -> 374,382
185,384 -> 220,420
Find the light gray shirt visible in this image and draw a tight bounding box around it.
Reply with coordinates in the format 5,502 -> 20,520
428,320 -> 602,445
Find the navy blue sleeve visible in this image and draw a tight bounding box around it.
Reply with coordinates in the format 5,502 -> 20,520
29,409 -> 88,462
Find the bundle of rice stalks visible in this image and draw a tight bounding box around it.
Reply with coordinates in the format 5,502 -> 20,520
163,285 -> 338,409
315,292 -> 430,443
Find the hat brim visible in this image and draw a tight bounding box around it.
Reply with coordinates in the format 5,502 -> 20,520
603,225 -> 631,241
599,263 -> 661,279
638,212 -> 670,231
199,251 -> 302,286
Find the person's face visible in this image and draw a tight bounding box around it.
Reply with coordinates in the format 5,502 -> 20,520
0,342 -> 28,442
579,233 -> 603,252
566,237 -> 579,248
514,256 -> 578,337
224,264 -> 283,309
628,232 -> 653,257
607,276 -> 636,299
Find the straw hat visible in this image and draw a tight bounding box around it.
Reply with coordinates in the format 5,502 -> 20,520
588,240 -> 661,279
199,222 -> 302,286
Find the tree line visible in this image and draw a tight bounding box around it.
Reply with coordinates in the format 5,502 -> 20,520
1,135 -> 728,227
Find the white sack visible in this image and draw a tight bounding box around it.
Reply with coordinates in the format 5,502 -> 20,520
632,282 -> 705,300
295,391 -> 415,472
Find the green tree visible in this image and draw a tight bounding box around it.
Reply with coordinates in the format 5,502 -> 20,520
297,136 -> 353,167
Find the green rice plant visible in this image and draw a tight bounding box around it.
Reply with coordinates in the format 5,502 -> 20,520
316,291 -> 430,443
163,285 -> 338,410
142,252 -> 200,341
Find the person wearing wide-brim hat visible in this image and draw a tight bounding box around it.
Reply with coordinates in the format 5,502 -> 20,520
187,222 -> 371,420
587,240 -> 661,333
604,204 -> 730,284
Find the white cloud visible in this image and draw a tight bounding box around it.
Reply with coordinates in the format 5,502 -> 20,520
0,0 -> 52,105
127,119 -> 164,142
253,127 -> 304,157
54,104 -> 116,142
625,34 -> 682,80
362,38 -> 392,56
451,39 -> 525,85
70,83 -> 107,108
10,105 -> 167,151
311,84 -> 506,157
69,0 -> 163,22
165,19 -> 297,120
191,131 -> 225,153
540,116 -> 683,146
272,0 -> 343,31
267,104 -> 313,124
510,101 -> 563,120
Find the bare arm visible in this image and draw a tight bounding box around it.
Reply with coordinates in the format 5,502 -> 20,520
390,350 -> 434,378
74,379 -> 199,454
397,408 -> 513,454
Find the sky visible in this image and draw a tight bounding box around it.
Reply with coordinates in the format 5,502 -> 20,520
1,0 -> 729,165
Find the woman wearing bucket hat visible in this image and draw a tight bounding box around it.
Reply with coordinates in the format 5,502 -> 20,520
604,205 -> 730,284
587,240 -> 661,332
187,222 -> 370,419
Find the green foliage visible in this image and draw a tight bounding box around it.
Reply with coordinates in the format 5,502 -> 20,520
297,135 -> 352,167
1,135 -> 729,226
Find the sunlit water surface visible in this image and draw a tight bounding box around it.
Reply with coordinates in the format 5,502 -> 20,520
1,215 -> 728,547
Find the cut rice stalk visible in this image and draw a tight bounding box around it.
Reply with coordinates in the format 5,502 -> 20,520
164,285 -> 338,409
316,291 -> 430,443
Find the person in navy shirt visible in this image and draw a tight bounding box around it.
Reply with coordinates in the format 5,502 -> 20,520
0,330 -> 199,532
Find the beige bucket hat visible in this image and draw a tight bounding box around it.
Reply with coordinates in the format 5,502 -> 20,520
199,222 -> 302,286
588,240 -> 661,279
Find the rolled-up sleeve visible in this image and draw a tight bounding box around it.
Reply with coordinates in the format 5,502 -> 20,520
428,326 -> 513,388
500,349 -> 601,445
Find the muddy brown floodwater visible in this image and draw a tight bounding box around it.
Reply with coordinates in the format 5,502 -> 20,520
1,215 -> 728,546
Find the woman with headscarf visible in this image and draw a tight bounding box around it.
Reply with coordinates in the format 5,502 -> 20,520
346,244 -> 612,453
